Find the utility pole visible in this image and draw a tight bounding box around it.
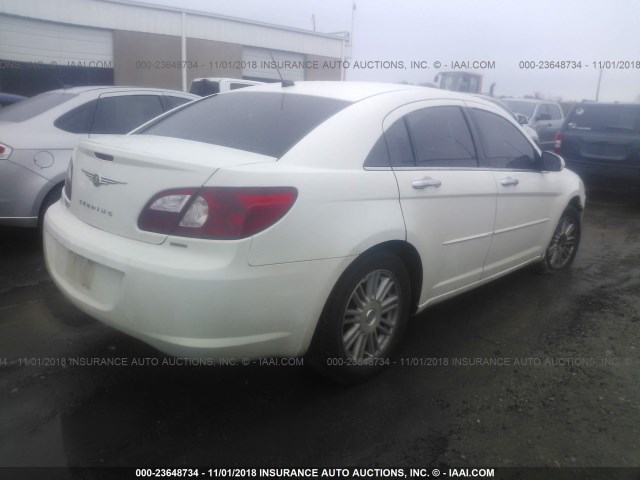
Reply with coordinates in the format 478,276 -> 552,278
595,68 -> 603,101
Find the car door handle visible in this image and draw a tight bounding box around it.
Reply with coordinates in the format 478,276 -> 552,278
412,177 -> 442,189
500,177 -> 519,186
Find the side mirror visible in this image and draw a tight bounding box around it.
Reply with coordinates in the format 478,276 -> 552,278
516,114 -> 529,125
541,151 -> 565,172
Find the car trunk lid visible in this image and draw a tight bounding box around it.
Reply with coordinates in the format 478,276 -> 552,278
68,135 -> 276,244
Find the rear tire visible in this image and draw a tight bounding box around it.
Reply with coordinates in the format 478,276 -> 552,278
307,251 -> 410,384
538,206 -> 581,274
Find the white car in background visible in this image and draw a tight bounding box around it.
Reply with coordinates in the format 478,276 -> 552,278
0,86 -> 198,228
44,82 -> 585,383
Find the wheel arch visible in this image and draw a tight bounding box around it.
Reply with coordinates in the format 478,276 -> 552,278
568,195 -> 584,213
359,240 -> 423,316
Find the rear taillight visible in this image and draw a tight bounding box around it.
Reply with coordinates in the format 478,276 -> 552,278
64,160 -> 73,201
0,143 -> 12,160
553,133 -> 563,153
138,187 -> 297,240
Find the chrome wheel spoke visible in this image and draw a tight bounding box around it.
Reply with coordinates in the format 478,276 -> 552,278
366,332 -> 378,356
375,276 -> 393,301
546,215 -> 579,269
353,334 -> 366,359
343,325 -> 360,351
341,268 -> 401,360
381,295 -> 399,314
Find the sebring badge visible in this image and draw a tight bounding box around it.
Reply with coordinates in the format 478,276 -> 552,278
82,169 -> 127,187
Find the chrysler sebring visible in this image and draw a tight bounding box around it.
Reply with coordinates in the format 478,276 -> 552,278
44,82 -> 585,382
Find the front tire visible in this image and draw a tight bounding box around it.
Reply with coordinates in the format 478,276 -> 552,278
308,251 -> 410,383
538,205 -> 581,273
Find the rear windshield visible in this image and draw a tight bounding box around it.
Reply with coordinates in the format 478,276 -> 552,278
138,92 -> 351,158
502,100 -> 536,119
566,104 -> 640,133
0,91 -> 77,122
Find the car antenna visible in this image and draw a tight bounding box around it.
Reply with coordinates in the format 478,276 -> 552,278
269,51 -> 295,87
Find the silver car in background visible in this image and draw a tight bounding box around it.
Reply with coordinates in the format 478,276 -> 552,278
502,98 -> 564,150
0,86 -> 198,228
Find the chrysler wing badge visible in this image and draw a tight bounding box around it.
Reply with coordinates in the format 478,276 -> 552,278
82,170 -> 127,187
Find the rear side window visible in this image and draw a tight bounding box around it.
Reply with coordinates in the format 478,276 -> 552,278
92,95 -> 164,134
405,106 -> 476,167
139,92 -> 351,158
471,108 -> 538,170
566,104 -> 640,134
386,119 -> 414,166
54,100 -> 97,133
0,92 -> 77,122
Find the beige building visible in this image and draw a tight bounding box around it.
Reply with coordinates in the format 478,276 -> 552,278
0,0 -> 347,96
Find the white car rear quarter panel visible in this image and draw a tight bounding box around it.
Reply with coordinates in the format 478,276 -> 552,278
224,92 -> 420,266
45,201 -> 350,358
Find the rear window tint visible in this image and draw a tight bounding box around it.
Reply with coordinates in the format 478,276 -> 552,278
54,100 -> 97,133
0,91 -> 77,122
566,104 -> 640,133
139,92 -> 351,158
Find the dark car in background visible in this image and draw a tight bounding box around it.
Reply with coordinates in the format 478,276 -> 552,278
502,98 -> 564,150
554,102 -> 640,183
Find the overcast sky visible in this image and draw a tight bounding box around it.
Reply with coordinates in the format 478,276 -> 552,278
139,0 -> 640,102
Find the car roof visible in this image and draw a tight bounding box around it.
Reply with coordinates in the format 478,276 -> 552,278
502,98 -> 556,105
48,86 -> 196,95
236,81 -> 479,103
573,101 -> 639,107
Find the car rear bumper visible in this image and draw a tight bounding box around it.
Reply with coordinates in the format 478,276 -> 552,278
0,159 -> 49,226
44,201 -> 350,360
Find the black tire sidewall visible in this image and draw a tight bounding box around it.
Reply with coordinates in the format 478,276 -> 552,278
540,206 -> 581,273
308,251 -> 411,383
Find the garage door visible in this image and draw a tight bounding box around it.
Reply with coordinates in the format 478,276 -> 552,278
243,47 -> 305,82
0,15 -> 113,65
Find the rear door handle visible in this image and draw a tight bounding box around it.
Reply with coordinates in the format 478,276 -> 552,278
500,177 -> 519,187
412,177 -> 442,189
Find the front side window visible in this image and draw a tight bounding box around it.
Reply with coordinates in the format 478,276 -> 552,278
502,100 -> 536,120
470,108 -> 538,170
92,95 -> 164,134
404,106 -> 477,168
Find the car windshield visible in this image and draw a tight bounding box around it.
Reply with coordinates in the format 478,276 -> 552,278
138,91 -> 351,158
502,100 -> 536,119
0,91 -> 77,122
566,104 -> 640,133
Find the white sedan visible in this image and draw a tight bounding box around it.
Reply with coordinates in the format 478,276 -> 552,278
44,81 -> 585,383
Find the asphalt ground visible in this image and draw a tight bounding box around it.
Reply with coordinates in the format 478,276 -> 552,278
0,183 -> 639,480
